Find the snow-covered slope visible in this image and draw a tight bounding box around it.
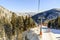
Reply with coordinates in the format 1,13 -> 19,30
22,26 -> 59,40
32,8 -> 60,24
22,27 -> 40,40
51,29 -> 60,40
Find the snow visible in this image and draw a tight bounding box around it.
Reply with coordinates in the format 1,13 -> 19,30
43,32 -> 56,40
22,27 -> 40,40
22,26 -> 60,40
51,29 -> 60,40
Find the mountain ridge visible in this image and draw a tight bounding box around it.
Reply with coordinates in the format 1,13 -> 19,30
32,8 -> 60,24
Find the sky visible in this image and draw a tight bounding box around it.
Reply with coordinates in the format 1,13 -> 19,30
0,0 -> 60,12
0,0 -> 38,12
40,0 -> 60,12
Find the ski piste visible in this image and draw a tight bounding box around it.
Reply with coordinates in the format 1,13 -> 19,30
23,25 -> 60,40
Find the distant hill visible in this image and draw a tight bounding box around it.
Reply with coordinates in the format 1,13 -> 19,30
32,8 -> 60,24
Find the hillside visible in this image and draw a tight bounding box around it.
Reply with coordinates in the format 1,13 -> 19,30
32,8 -> 60,24
0,6 -> 36,40
0,6 -> 12,21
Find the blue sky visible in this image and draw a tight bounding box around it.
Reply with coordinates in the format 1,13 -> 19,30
40,0 -> 60,12
0,0 -> 38,12
0,0 -> 60,12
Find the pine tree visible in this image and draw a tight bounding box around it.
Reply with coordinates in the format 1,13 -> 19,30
1,16 -> 12,40
11,12 -> 17,35
16,16 -> 24,32
23,16 -> 28,30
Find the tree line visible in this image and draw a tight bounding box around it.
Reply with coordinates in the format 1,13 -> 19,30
0,12 -> 36,40
48,17 -> 60,29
